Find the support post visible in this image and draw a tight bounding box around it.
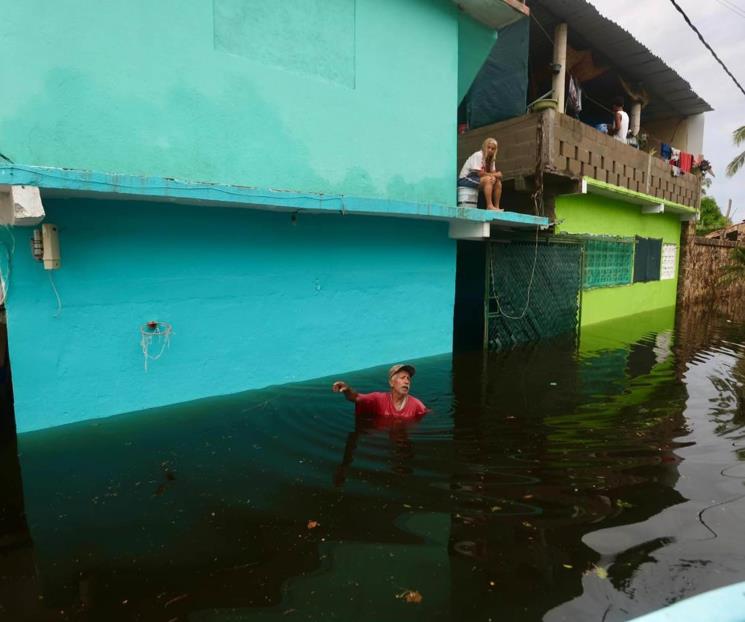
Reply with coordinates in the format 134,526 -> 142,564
552,23 -> 568,113
630,101 -> 642,137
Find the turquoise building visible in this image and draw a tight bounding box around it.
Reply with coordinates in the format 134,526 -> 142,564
0,0 -> 542,432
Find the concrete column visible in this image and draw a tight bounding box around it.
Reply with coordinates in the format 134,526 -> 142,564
630,101 -> 642,137
552,23 -> 567,113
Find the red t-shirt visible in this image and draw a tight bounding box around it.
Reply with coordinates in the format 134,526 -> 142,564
354,392 -> 429,419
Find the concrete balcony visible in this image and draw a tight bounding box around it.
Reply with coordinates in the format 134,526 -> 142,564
458,109 -> 701,215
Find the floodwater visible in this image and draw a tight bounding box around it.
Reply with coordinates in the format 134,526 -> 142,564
2,305 -> 745,621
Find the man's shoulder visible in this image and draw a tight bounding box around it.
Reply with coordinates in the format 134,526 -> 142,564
409,395 -> 429,413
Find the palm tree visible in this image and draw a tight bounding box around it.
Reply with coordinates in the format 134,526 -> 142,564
726,125 -> 745,177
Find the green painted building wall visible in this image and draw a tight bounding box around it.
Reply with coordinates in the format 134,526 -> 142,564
555,194 -> 682,326
0,0 -> 494,206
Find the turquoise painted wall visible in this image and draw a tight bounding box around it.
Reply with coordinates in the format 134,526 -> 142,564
0,0 -> 486,206
5,201 -> 456,433
458,14 -> 498,103
555,194 -> 682,326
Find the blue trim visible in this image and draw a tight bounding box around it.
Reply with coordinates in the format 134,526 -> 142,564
0,164 -> 549,228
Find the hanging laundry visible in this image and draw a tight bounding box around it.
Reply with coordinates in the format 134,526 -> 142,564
660,143 -> 672,160
679,152 -> 693,173
670,148 -> 681,167
567,76 -> 582,116
671,166 -> 681,177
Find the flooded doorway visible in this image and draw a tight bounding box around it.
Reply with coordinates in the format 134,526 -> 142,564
487,237 -> 583,349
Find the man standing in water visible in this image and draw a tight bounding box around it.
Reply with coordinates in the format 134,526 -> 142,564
332,364 -> 429,419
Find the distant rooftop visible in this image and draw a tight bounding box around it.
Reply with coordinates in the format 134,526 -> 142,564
528,0 -> 712,119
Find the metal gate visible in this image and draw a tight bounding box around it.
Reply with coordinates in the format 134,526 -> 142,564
486,238 -> 583,350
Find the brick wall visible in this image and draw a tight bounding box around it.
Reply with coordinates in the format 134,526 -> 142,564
458,111 -> 701,210
458,114 -> 541,180
550,112 -> 700,208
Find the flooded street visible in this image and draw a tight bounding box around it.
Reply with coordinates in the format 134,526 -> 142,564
2,306 -> 745,621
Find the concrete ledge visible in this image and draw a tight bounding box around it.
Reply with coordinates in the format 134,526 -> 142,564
0,164 -> 549,230
581,177 -> 698,221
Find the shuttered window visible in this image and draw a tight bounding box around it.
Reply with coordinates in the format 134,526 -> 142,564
633,237 -> 663,283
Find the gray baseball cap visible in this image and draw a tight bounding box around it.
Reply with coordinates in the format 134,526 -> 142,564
388,364 -> 416,380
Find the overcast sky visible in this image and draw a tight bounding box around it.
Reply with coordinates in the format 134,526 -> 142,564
589,0 -> 745,222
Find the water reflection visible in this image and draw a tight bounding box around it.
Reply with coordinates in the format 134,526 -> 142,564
2,306 -> 745,620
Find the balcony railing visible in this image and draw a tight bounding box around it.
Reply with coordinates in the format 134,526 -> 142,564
458,109 -> 701,210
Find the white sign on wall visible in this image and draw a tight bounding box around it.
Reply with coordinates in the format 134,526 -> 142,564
661,244 -> 677,280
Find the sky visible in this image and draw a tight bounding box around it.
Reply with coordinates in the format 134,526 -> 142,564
589,0 -> 745,222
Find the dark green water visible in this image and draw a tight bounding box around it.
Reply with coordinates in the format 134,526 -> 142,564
2,306 -> 745,621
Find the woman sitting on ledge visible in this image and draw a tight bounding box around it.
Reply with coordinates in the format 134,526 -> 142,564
458,137 -> 503,211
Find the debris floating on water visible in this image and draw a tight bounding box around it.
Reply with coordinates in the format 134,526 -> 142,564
586,565 -> 608,579
395,589 -> 423,604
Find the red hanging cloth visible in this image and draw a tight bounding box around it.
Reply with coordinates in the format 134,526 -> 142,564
679,152 -> 693,173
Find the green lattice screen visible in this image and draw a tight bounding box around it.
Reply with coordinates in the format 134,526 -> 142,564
487,240 -> 582,350
583,239 -> 634,289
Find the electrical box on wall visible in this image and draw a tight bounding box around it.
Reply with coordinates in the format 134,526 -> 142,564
41,223 -> 61,270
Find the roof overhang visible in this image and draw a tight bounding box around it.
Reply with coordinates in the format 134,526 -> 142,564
0,164 -> 549,236
453,0 -> 529,30
527,0 -> 711,119
580,177 -> 698,221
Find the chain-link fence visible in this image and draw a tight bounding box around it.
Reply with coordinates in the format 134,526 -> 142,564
487,239 -> 582,350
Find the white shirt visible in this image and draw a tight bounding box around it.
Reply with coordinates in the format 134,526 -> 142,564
459,150 -> 496,179
614,110 -> 629,143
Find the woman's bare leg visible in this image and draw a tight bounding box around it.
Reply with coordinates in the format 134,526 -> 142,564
480,177 -> 495,210
490,178 -> 503,211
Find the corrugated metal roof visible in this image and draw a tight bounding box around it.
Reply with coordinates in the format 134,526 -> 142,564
528,0 -> 712,119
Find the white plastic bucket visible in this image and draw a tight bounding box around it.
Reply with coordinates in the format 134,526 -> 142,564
457,186 -> 478,207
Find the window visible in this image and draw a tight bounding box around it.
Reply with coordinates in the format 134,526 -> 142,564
633,237 -> 663,283
583,238 -> 634,289
660,244 -> 677,280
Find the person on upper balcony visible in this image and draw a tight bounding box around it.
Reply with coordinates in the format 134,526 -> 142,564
458,137 -> 503,211
608,96 -> 629,144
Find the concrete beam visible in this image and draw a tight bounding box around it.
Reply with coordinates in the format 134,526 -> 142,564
449,220 -> 490,240
0,185 -> 46,226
